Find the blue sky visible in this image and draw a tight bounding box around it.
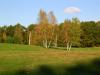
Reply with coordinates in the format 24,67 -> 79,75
0,0 -> 100,26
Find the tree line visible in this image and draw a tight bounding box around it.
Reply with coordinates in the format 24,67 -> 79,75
0,10 -> 100,50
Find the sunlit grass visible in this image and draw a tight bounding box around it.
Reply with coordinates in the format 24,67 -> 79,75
0,43 -> 100,74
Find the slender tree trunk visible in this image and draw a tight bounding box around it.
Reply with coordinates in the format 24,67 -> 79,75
66,42 -> 72,51
43,40 -> 45,47
43,32 -> 48,48
66,42 -> 69,51
43,39 -> 48,48
69,43 -> 72,51
45,39 -> 48,48
29,31 -> 31,45
48,41 -> 51,48
54,35 -> 57,48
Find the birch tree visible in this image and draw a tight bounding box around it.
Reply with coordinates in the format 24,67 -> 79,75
27,24 -> 36,45
48,11 -> 58,48
61,20 -> 71,50
36,9 -> 49,48
69,18 -> 81,49
62,18 -> 81,51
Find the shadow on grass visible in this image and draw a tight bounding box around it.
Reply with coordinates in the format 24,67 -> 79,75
65,58 -> 100,75
3,58 -> 100,75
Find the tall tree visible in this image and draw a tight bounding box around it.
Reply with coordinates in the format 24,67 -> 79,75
0,26 -> 7,43
48,11 -> 58,48
6,25 -> 15,43
14,23 -> 24,44
95,21 -> 100,46
81,21 -> 96,47
61,20 -> 71,50
70,18 -> 81,48
36,9 -> 49,48
27,24 -> 36,45
60,18 -> 81,50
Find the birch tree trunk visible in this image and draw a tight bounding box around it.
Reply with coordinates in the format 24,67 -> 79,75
45,39 -> 48,48
48,41 -> 51,48
43,39 -> 48,48
54,35 -> 57,48
66,42 -> 72,51
69,43 -> 72,51
29,31 -> 31,45
66,42 -> 69,51
43,40 -> 45,48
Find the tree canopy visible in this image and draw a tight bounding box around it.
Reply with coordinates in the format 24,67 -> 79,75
0,10 -> 100,48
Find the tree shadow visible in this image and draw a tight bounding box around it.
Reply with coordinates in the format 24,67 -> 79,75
15,65 -> 56,75
13,58 -> 100,75
33,65 -> 55,75
64,58 -> 100,75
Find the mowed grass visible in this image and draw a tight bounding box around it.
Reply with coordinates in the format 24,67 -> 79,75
0,43 -> 100,75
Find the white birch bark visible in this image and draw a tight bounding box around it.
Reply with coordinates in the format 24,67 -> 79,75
69,43 -> 72,51
66,42 -> 69,51
48,41 -> 51,48
54,35 -> 57,48
29,31 -> 31,45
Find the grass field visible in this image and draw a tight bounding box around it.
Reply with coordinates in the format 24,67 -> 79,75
0,43 -> 100,75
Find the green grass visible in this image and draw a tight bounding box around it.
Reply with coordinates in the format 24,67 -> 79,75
0,43 -> 100,75
0,43 -> 43,51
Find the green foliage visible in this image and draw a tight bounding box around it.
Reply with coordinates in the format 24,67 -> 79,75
7,36 -> 14,43
58,18 -> 81,48
95,22 -> 100,46
13,23 -> 24,44
80,21 -> 99,47
0,10 -> 100,47
70,18 -> 81,47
